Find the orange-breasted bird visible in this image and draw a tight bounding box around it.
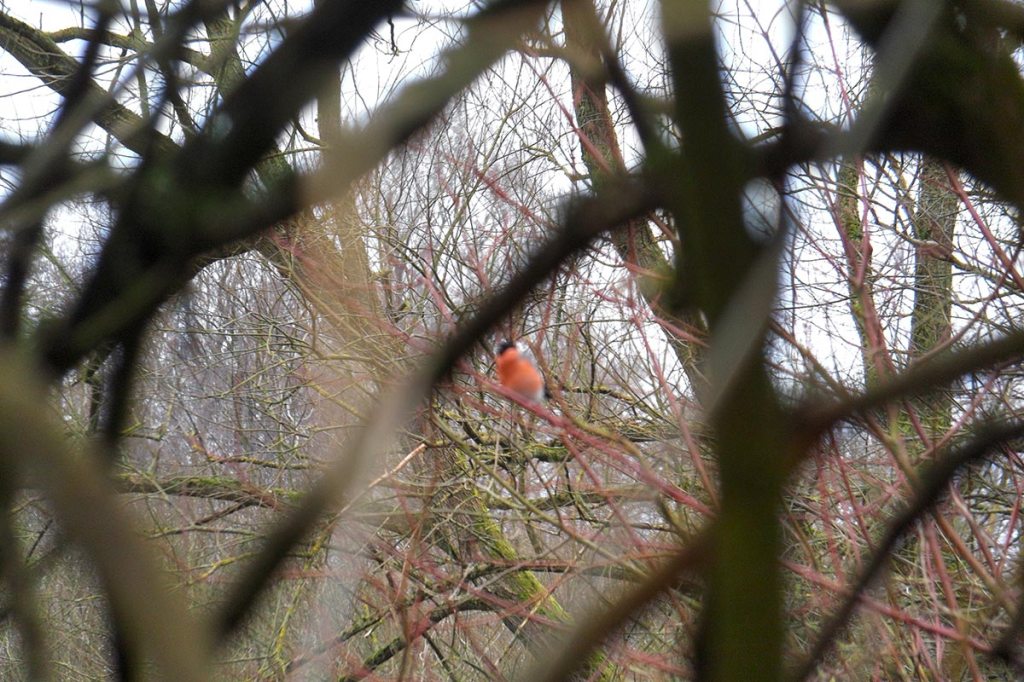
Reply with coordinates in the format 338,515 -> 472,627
495,340 -> 547,403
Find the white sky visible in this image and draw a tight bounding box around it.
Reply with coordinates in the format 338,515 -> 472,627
4,0 -> 1013,394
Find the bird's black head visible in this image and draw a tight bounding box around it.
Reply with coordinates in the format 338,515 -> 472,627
497,340 -> 516,355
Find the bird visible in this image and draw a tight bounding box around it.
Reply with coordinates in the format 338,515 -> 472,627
495,340 -> 547,403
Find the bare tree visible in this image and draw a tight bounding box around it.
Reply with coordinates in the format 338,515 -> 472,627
4,1 -> 1024,680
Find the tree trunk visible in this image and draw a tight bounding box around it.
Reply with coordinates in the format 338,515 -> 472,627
562,0 -> 707,393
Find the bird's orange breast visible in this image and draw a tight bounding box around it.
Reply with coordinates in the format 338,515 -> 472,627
496,349 -> 544,401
